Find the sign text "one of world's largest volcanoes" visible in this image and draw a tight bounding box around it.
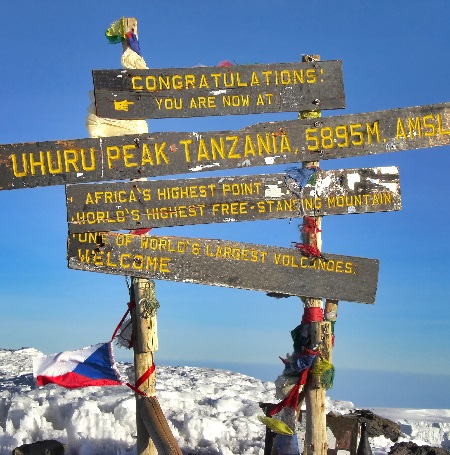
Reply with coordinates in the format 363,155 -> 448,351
68,233 -> 379,304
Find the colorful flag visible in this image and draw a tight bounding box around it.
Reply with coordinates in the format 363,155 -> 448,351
33,342 -> 123,389
125,31 -> 141,56
105,17 -> 126,44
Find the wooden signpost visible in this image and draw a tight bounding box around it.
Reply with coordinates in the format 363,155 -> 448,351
1,101 -> 449,191
72,48 -> 379,455
66,166 -> 401,232
67,232 -> 379,304
92,61 -> 345,119
7,15 -> 442,453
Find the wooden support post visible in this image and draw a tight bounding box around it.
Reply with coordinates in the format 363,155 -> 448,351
121,18 -> 138,53
88,16 -> 157,454
113,18 -> 157,455
140,396 -> 183,455
304,322 -> 330,455
324,299 -> 338,364
131,278 -> 158,455
300,54 -> 332,455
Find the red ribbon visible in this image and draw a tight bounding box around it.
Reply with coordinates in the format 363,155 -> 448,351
125,363 -> 156,397
111,301 -> 135,342
301,216 -> 321,235
130,228 -> 152,235
302,307 -> 324,324
112,301 -> 156,397
269,368 -> 309,416
292,242 -> 322,258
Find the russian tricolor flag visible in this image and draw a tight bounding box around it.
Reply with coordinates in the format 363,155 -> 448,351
33,342 -> 124,389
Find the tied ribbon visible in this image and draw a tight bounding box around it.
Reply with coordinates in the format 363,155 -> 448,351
125,363 -> 156,397
125,30 -> 141,56
104,19 -> 142,56
130,228 -> 152,235
105,17 -> 126,44
270,348 -> 320,415
269,368 -> 309,416
302,307 -> 324,324
257,416 -> 294,435
217,60 -> 233,67
269,348 -> 319,416
301,216 -> 321,235
111,301 -> 135,344
311,357 -> 335,389
292,242 -> 322,258
294,347 -> 320,371
291,324 -> 309,353
286,167 -> 318,188
112,302 -> 156,396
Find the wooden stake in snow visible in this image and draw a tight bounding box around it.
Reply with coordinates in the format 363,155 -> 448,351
120,18 -> 158,455
300,54 -> 333,455
130,277 -> 159,455
99,17 -> 180,455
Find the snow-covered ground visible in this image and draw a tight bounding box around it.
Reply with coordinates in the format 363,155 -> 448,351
0,347 -> 449,454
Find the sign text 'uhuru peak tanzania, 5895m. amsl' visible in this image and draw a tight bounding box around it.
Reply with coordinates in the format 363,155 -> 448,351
92,61 -> 345,119
1,102 -> 448,191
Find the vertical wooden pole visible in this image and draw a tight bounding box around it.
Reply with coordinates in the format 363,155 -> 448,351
324,299 -> 338,364
131,278 -> 158,455
121,18 -> 138,53
300,54 -> 331,455
120,18 -> 157,455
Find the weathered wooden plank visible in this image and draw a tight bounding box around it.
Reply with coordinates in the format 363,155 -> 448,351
66,167 -> 401,233
67,233 -> 379,304
2,102 -> 448,191
92,61 -> 345,119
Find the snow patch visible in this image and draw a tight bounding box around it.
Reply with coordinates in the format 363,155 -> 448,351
0,349 -> 449,454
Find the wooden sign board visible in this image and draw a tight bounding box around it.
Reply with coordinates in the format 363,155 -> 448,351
67,233 -> 379,304
66,167 -> 401,233
1,102 -> 448,191
92,61 -> 345,119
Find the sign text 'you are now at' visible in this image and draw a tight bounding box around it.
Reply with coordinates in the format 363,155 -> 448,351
92,60 -> 345,119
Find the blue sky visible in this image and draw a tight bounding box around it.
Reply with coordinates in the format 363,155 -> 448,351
1,0 -> 449,408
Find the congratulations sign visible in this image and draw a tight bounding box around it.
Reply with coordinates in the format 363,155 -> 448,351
92,61 -> 345,119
